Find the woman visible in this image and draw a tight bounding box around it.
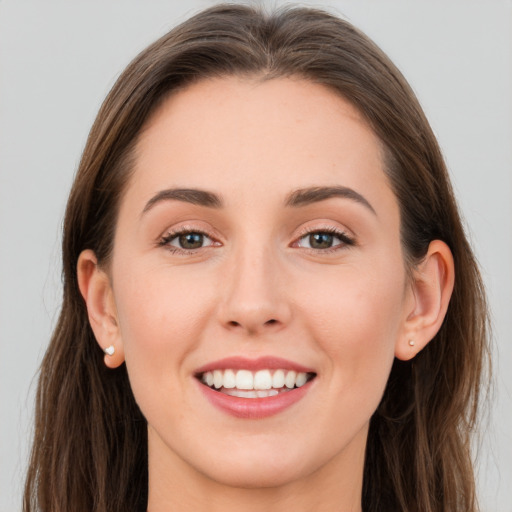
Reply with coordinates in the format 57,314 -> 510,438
23,4 -> 490,511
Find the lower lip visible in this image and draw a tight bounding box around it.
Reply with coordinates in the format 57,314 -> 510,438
196,379 -> 314,419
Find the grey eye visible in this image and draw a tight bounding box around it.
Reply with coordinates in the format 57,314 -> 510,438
169,232 -> 214,250
298,231 -> 344,250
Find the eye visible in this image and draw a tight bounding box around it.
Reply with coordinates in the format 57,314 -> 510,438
159,230 -> 217,252
295,229 -> 354,251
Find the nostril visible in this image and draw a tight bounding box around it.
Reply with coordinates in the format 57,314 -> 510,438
223,317 -> 282,332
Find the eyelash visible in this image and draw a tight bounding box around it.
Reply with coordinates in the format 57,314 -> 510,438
158,226 -> 355,255
294,226 -> 355,253
158,227 -> 217,255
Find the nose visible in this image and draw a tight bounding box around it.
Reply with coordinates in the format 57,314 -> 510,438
217,244 -> 292,336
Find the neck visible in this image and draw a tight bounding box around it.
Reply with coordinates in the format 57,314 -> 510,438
146,425 -> 367,512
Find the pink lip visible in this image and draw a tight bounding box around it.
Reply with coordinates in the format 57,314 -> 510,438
194,356 -> 315,375
196,378 -> 315,419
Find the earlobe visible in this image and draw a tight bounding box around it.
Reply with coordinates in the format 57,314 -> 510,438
395,240 -> 455,361
77,249 -> 125,368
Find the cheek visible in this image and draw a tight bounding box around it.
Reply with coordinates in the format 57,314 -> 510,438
111,263 -> 221,429
297,260 -> 405,394
112,263 -> 217,377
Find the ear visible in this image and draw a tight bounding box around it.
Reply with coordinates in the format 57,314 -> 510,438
77,249 -> 125,368
395,240 -> 455,361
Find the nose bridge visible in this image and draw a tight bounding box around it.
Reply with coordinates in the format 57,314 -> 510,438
219,235 -> 290,334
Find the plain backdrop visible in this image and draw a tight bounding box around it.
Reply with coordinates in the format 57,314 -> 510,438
1,1 -> 511,510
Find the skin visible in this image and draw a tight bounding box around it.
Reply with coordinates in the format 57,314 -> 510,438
78,76 -> 454,512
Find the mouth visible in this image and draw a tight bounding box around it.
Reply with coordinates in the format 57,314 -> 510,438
197,368 -> 317,399
194,356 -> 317,418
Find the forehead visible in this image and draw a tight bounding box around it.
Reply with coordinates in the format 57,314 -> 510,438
127,76 -> 397,219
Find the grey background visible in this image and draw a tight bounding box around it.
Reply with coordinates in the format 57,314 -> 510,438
1,1 -> 511,510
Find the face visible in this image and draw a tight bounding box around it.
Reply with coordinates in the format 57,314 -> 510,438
108,77 -> 411,489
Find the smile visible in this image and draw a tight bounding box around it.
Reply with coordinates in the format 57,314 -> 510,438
194,357 -> 317,418
199,369 -> 315,398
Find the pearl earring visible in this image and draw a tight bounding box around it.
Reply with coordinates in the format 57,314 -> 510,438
103,345 -> 115,356
408,340 -> 415,347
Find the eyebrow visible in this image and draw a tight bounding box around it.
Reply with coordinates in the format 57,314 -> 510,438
142,188 -> 223,214
285,186 -> 376,215
141,185 -> 376,215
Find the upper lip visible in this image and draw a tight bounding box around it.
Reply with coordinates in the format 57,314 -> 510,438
194,356 -> 316,375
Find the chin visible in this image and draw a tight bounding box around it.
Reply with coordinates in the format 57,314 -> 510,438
209,436 -> 329,489
202,458 -> 310,490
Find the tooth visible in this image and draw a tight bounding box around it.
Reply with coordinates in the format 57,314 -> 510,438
203,368 -> 310,392
285,370 -> 297,389
272,369 -> 285,388
213,370 -> 223,389
224,389 -> 258,398
223,369 -> 236,389
236,370 -> 253,390
295,372 -> 307,387
254,370 -> 272,390
256,389 -> 280,398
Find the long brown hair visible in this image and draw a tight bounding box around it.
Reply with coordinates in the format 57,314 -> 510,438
24,4 -> 490,511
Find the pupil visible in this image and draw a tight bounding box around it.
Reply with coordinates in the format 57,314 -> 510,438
179,233 -> 203,249
310,233 -> 333,249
